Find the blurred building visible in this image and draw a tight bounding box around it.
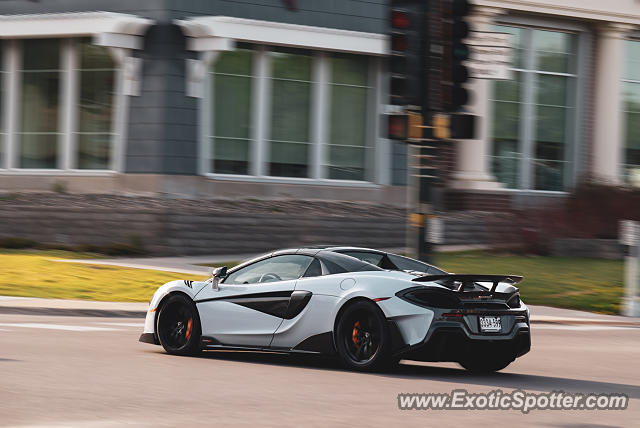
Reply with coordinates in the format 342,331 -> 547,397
0,0 -> 639,210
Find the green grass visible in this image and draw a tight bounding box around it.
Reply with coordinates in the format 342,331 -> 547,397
434,251 -> 625,315
0,250 -> 204,302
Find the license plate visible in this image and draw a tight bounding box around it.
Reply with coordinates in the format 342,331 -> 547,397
479,316 -> 502,332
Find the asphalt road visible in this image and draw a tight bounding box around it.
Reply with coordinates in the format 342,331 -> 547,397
1,313 -> 638,428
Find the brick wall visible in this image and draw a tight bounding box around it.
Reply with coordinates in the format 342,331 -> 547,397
0,208 -> 405,256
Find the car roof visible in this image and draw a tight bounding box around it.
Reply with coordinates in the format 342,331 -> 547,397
229,247 -> 382,273
302,245 -> 386,254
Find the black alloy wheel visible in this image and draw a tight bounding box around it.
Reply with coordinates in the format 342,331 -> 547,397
156,294 -> 201,356
335,300 -> 394,371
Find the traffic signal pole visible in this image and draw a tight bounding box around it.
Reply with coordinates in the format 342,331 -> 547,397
389,0 -> 474,262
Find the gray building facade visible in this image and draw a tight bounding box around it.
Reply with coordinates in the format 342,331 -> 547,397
2,0 -> 640,210
0,0 -> 407,205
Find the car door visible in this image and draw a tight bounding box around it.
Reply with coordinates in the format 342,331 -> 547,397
194,254 -> 314,348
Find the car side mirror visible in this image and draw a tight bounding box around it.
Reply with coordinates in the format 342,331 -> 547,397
211,266 -> 227,291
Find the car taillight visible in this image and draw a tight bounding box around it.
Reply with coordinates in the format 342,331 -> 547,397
396,288 -> 461,309
507,294 -> 521,308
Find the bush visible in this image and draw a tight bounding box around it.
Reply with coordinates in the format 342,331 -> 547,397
0,237 -> 38,249
564,181 -> 640,239
0,235 -> 146,256
508,180 -> 639,255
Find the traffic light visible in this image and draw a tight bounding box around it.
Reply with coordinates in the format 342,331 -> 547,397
387,111 -> 423,141
389,0 -> 424,107
449,113 -> 476,139
441,0 -> 472,112
388,113 -> 408,140
431,112 -> 477,140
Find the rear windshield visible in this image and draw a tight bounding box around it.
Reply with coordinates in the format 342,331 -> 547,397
316,251 -> 383,274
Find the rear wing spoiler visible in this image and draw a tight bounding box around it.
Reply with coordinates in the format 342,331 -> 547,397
412,274 -> 523,293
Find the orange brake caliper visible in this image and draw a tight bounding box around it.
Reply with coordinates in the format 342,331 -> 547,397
185,318 -> 193,340
351,321 -> 361,346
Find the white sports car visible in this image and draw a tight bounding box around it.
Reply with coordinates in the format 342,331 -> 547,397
140,247 -> 530,372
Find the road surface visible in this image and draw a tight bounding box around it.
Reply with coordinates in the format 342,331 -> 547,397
1,313 -> 638,427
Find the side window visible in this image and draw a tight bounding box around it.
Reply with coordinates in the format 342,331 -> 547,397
224,255 -> 313,285
302,258 -> 322,278
319,258 -> 348,275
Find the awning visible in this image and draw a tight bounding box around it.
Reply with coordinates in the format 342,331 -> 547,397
0,11 -> 153,49
176,16 -> 387,56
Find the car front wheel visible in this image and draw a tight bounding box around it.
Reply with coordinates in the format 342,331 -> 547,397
156,294 -> 201,356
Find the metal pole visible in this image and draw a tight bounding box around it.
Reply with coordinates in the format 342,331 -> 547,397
624,241 -> 640,317
405,144 -> 419,259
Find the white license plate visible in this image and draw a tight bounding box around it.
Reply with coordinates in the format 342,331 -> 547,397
479,316 -> 502,332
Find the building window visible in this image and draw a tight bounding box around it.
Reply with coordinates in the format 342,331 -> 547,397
0,40 -> 5,168
0,38 -> 118,171
75,39 -> 115,170
268,48 -> 312,178
489,26 -> 577,191
20,39 -> 61,169
622,39 -> 640,184
210,47 -> 253,175
327,54 -> 371,181
205,46 -> 374,181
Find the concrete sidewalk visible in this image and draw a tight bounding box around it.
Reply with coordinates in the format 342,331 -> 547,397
1,295 -> 639,326
528,305 -> 640,326
0,296 -> 148,318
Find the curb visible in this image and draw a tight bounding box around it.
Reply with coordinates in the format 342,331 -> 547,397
529,318 -> 640,327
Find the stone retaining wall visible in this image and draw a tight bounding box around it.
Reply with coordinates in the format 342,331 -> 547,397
0,195 -> 406,255
0,194 -> 526,255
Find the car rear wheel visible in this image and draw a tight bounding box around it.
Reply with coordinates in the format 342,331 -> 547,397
156,294 -> 201,356
334,300 -> 394,371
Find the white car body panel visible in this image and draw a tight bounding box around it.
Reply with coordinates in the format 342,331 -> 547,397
271,293 -> 338,349
143,270 -> 447,349
195,279 -> 298,347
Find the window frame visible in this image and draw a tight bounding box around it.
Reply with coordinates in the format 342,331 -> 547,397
73,38 -> 118,171
0,40 -> 6,169
0,38 -> 124,173
488,19 -> 589,192
621,37 -> 640,184
201,44 -> 382,186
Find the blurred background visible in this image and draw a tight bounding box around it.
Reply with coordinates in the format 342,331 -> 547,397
0,0 -> 639,316
1,4 -> 640,428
